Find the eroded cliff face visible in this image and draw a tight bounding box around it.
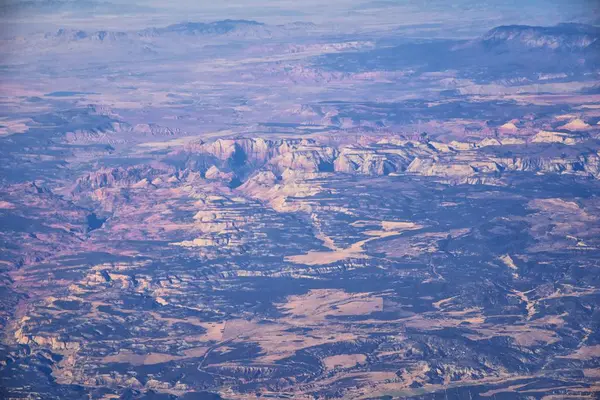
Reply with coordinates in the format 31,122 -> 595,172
63,135 -> 600,219
194,137 -> 338,173
184,136 -> 600,183
334,144 -> 425,175
71,137 -> 600,195
74,163 -> 176,192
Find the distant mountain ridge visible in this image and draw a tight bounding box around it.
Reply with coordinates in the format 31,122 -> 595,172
315,22 -> 600,82
138,19 -> 265,37
479,23 -> 600,50
40,19 -> 300,42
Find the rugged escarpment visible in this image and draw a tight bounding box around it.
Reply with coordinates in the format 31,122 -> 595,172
480,23 -> 600,51
179,135 -> 600,184
65,135 -> 600,216
73,163 -> 177,191
191,138 -> 338,173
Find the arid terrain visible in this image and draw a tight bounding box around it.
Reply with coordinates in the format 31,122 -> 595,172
1,1 -> 600,399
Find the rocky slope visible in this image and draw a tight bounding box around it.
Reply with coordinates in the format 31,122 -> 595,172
181,134 -> 600,184
479,23 -> 600,51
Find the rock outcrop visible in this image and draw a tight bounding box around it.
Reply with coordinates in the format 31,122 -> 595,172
190,136 -> 600,184
74,164 -> 176,191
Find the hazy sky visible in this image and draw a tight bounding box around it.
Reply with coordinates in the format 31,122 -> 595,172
1,0 -> 598,36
